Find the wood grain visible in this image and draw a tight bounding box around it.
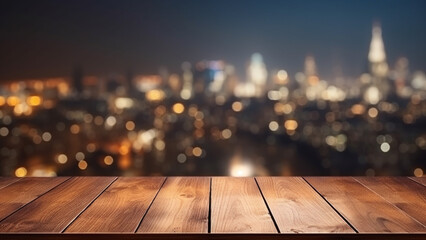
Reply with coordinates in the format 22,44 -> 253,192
410,177 -> 426,187
137,177 -> 210,233
66,177 -> 165,233
256,177 -> 353,233
305,177 -> 426,233
211,177 -> 276,233
0,177 -> 116,232
0,178 -> 21,190
0,177 -> 69,222
355,177 -> 426,226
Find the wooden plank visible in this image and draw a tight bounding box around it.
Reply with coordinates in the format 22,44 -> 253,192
410,177 -> 426,187
0,177 -> 69,222
66,177 -> 165,233
2,233 -> 426,240
0,178 -> 21,190
0,177 -> 116,232
305,177 -> 426,233
256,177 -> 354,233
356,177 -> 426,226
137,177 -> 209,233
211,177 -> 276,233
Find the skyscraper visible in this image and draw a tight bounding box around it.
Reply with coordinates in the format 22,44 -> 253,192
364,23 -> 391,104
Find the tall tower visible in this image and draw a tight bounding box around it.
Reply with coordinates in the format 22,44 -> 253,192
364,23 -> 391,104
368,23 -> 388,78
247,53 -> 267,97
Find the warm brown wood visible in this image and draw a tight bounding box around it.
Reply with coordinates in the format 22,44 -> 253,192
355,177 -> 426,226
0,178 -> 21,190
66,177 -> 165,233
0,177 -> 116,232
0,177 -> 69,222
305,177 -> 426,233
1,233 -> 426,240
410,177 -> 426,187
256,177 -> 354,233
137,177 -> 210,233
0,176 -> 425,237
211,177 -> 276,233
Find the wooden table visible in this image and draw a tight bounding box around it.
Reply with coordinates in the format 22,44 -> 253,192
0,177 -> 425,239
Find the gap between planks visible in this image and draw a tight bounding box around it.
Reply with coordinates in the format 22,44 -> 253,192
61,177 -> 119,233
301,177 -> 359,233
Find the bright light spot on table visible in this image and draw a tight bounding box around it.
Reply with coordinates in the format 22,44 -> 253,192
230,162 -> 254,177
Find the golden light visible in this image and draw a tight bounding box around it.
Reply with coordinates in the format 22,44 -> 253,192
7,96 -> 20,106
221,129 -> 232,139
368,107 -> 378,118
125,121 -> 135,131
115,97 -> 134,109
15,167 -> 27,177
192,147 -> 203,157
104,156 -> 114,165
70,124 -> 80,134
118,155 -> 131,169
230,161 -> 254,177
351,104 -> 366,115
276,70 -> 288,84
0,96 -> 6,106
78,160 -> 88,170
27,96 -> 42,106
146,89 -> 165,102
232,101 -> 243,112
269,121 -> 279,131
172,103 -> 185,114
414,168 -> 423,177
56,154 -> 68,164
154,140 -> 165,151
119,145 -> 130,155
308,76 -> 319,85
284,120 -> 298,131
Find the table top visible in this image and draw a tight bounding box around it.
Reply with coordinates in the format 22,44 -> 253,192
0,177 -> 425,239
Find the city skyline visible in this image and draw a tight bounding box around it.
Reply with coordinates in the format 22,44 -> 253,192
1,0 -> 426,81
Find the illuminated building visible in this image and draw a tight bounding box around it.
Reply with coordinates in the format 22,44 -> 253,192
391,57 -> 410,97
364,23 -> 391,104
192,60 -> 227,97
180,62 -> 193,100
247,53 -> 267,97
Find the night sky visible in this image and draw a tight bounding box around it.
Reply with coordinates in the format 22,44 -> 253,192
1,0 -> 426,81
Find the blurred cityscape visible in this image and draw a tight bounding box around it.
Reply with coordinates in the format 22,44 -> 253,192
0,24 -> 425,177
